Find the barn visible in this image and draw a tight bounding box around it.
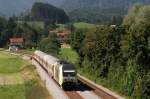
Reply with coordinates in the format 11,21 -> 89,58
9,38 -> 23,51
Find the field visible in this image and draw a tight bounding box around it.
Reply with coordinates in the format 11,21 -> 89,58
74,22 -> 95,29
0,51 -> 51,99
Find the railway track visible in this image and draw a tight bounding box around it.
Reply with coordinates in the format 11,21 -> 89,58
31,55 -> 123,99
78,76 -> 117,99
65,91 -> 84,99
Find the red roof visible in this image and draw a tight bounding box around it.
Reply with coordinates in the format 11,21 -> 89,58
9,38 -> 23,44
57,32 -> 70,38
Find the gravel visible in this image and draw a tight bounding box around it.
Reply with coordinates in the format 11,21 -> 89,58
77,91 -> 101,99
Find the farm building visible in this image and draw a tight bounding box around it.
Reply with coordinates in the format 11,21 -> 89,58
9,38 -> 23,51
57,31 -> 70,38
56,30 -> 70,42
50,29 -> 71,42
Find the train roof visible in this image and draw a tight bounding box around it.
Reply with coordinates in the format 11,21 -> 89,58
44,55 -> 59,65
35,50 -> 47,56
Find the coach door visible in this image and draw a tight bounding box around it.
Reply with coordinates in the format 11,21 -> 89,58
55,64 -> 60,82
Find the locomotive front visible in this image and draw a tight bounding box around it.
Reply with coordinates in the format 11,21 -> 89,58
61,62 -> 77,87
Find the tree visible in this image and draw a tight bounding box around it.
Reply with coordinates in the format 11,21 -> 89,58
122,5 -> 150,98
39,33 -> 60,55
70,28 -> 87,53
0,17 -> 7,47
81,26 -> 123,77
0,17 -> 17,47
122,4 -> 150,66
19,23 -> 40,48
0,17 -> 6,32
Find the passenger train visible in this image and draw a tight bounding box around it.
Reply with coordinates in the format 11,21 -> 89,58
34,50 -> 77,88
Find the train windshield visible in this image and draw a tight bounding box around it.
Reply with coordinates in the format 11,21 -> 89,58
62,64 -> 76,77
63,71 -> 75,77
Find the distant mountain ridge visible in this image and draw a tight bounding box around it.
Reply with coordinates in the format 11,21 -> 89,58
61,0 -> 101,12
61,0 -> 150,12
60,0 -> 150,24
0,0 -> 150,21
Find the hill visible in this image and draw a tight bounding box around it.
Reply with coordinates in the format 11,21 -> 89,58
22,2 -> 69,23
61,0 -> 150,24
60,0 -> 100,12
0,0 -> 63,17
61,0 -> 150,12
68,7 -> 124,24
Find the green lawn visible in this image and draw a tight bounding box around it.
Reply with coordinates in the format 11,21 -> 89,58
59,47 -> 79,64
0,51 -> 51,99
0,85 -> 25,99
0,51 -> 25,73
0,81 -> 51,99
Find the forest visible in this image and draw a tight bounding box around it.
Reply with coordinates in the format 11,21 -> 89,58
70,4 -> 150,99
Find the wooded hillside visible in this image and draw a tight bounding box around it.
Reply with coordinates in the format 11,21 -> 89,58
70,4 -> 150,98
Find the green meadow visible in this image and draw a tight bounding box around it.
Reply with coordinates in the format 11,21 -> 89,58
0,51 -> 51,99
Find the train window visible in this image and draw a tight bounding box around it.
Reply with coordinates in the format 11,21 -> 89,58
63,72 -> 75,77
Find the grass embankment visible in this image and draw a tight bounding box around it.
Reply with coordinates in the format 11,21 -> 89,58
59,46 -> 79,64
17,49 -> 35,55
0,51 -> 51,99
